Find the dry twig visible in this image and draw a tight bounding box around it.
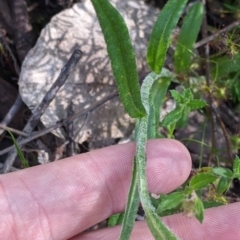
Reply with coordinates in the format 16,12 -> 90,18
0,92 -> 118,157
0,123 -> 28,137
66,102 -> 75,157
1,49 -> 83,173
195,19 -> 240,49
0,95 -> 24,136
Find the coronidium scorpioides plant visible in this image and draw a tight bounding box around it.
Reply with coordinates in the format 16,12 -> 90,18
89,0 -> 216,239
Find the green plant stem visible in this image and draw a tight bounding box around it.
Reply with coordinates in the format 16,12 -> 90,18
136,117 -> 179,239
135,72 -> 179,239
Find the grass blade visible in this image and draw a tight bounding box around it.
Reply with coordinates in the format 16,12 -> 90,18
7,130 -> 29,168
91,0 -> 146,118
147,0 -> 188,73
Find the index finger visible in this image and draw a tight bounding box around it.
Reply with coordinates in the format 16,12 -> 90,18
0,139 -> 191,240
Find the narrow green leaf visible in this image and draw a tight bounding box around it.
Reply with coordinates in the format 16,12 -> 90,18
145,206 -> 179,239
119,156 -> 139,240
174,2 -> 203,73
7,130 -> 29,168
91,0 -> 146,118
157,192 -> 184,214
217,177 -> 231,195
147,0 -> 188,73
233,155 -> 240,175
194,197 -> 204,223
189,173 -> 218,190
147,95 -> 158,139
161,106 -> 183,127
148,69 -> 173,138
213,167 -> 233,178
187,99 -> 206,110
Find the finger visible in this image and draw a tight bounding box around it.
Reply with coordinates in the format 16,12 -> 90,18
0,139 -> 191,240
73,202 -> 240,240
164,201 -> 240,239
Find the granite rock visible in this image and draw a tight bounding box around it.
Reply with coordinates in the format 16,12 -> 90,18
18,0 -> 159,148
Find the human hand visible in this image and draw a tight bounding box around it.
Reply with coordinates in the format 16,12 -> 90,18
1,139 -> 239,240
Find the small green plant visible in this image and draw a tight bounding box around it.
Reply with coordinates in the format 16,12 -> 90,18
162,88 -> 206,138
90,0 -> 238,239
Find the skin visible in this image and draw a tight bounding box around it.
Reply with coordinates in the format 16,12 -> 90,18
0,139 -> 239,240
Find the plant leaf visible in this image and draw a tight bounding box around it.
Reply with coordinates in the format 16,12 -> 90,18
211,54 -> 240,78
108,213 -> 124,226
187,99 -> 206,110
174,2 -> 203,73
170,90 -> 184,103
161,106 -> 183,127
217,177 -> 231,195
91,0 -> 145,118
189,173 -> 218,190
147,0 -> 188,73
194,197 -> 204,223
157,192 -> 184,214
213,167 -> 233,178
182,88 -> 193,100
144,206 -> 179,239
119,156 -> 139,239
176,106 -> 190,128
203,201 -> 224,208
148,69 -> 173,138
233,155 -> 240,175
